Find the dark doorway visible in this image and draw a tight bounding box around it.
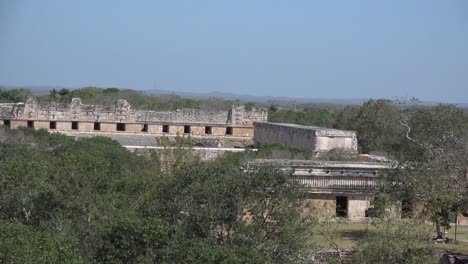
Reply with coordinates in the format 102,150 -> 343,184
117,123 -> 126,131
94,122 -> 101,131
72,121 -> 79,130
162,125 -> 169,133
401,199 -> 413,218
3,120 -> 10,128
49,121 -> 57,130
336,196 -> 348,217
27,120 -> 34,128
226,127 -> 233,135
142,124 -> 148,132
184,125 -> 191,134
205,126 -> 212,135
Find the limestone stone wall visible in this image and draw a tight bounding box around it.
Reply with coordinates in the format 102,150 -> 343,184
304,193 -> 336,217
34,121 -> 50,130
78,122 -> 94,132
232,127 -> 254,137
148,124 -> 162,134
10,120 -> 27,129
190,126 -> 205,136
303,193 -> 373,219
168,125 -> 185,135
56,121 -> 71,130
211,127 -> 227,136
458,213 -> 468,225
0,98 -> 266,138
0,98 -> 267,126
347,195 -> 372,218
254,122 -> 358,153
125,123 -> 143,133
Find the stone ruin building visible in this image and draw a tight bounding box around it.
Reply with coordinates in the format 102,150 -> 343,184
249,159 -> 395,220
1,97 -> 465,224
0,97 -> 268,138
253,122 -> 358,153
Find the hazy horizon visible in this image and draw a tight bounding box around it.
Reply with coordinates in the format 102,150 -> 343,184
1,1 -> 467,103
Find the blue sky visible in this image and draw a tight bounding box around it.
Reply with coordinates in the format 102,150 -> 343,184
1,0 -> 467,102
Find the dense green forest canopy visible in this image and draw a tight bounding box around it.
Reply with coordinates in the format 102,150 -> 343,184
0,127 -> 313,263
0,128 -> 459,263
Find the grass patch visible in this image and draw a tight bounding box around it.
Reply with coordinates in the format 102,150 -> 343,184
446,224 -> 468,242
312,221 -> 468,254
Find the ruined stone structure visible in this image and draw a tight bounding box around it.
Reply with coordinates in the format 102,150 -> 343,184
0,98 -> 268,138
250,159 -> 395,220
253,122 -> 358,153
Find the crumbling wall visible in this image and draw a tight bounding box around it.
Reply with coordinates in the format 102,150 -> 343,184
0,98 -> 268,126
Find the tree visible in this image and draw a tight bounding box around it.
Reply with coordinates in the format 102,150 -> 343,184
139,159 -> 314,263
95,217 -> 173,263
0,222 -> 82,263
390,103 -> 468,239
0,88 -> 32,103
349,99 -> 403,154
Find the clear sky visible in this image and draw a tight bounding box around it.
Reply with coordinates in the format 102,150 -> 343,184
1,0 -> 467,102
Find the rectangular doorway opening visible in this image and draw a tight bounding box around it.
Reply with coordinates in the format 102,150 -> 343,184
3,120 -> 10,128
162,125 -> 169,133
117,123 -> 126,132
184,125 -> 191,134
72,121 -> 79,130
401,199 -> 413,218
205,126 -> 212,135
142,124 -> 148,132
94,122 -> 101,131
49,121 -> 57,130
27,120 -> 34,128
336,196 -> 348,217
225,127 -> 233,135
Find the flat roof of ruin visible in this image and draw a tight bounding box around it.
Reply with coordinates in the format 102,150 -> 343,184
250,159 -> 396,169
254,122 -> 356,133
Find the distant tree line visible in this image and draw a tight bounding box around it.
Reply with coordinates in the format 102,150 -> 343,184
45,87 -> 248,111
0,87 -> 32,103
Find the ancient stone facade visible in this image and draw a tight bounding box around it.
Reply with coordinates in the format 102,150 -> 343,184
250,159 -> 395,220
253,122 -> 358,153
0,98 -> 268,138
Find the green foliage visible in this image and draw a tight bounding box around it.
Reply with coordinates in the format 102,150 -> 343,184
348,99 -> 404,154
95,217 -> 173,263
244,101 -> 256,111
0,87 -> 32,103
0,127 -> 312,263
140,160 -> 313,263
269,108 -> 338,128
153,135 -> 199,172
0,222 -> 82,263
316,148 -> 359,161
40,86 -> 240,111
386,103 -> 468,238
